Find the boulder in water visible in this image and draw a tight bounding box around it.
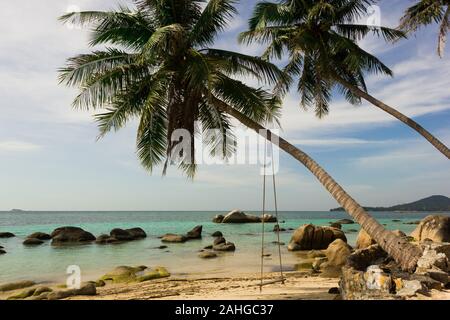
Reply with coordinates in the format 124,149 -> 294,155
161,234 -> 187,243
0,232 -> 15,238
23,238 -> 44,246
50,227 -> 96,245
211,231 -> 223,237
336,219 -> 354,225
213,242 -> 236,251
198,251 -> 218,259
27,232 -> 51,240
329,222 -> 342,229
212,215 -> 224,223
221,210 -> 261,223
186,225 -> 202,239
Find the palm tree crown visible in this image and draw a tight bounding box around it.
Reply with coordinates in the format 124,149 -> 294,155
240,0 -> 404,117
241,0 -> 450,159
59,0 -> 287,177
400,0 -> 450,57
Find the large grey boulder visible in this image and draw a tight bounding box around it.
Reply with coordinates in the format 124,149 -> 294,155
221,210 -> 261,223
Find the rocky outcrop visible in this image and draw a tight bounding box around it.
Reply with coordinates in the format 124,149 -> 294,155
26,232 -> 51,240
0,232 -> 15,238
287,224 -> 347,251
214,210 -> 277,224
186,225 -> 202,239
411,215 -> 450,243
50,227 -> 96,245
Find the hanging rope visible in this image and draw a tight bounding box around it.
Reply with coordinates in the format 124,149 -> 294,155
259,136 -> 285,291
259,138 -> 267,292
271,142 -> 285,284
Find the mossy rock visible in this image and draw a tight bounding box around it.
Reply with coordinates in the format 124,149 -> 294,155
95,280 -> 106,287
0,280 -> 35,292
56,284 -> 67,289
99,265 -> 148,284
136,267 -> 170,282
33,286 -> 52,296
294,260 -> 315,270
307,250 -> 326,259
7,288 -> 36,300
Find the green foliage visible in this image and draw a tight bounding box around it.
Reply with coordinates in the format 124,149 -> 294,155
59,0 -> 284,178
399,0 -> 449,57
241,0 -> 405,116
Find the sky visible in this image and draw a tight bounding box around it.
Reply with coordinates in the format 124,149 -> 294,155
0,0 -> 449,211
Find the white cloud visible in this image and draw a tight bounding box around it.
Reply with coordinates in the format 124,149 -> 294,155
0,141 -> 41,152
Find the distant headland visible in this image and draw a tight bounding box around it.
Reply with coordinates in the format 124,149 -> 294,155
330,195 -> 450,212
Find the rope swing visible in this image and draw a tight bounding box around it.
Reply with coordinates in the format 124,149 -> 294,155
259,137 -> 285,291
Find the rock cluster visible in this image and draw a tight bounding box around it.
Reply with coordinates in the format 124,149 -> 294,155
160,225 -> 203,243
288,224 -> 347,251
96,227 -> 147,244
212,210 -> 276,223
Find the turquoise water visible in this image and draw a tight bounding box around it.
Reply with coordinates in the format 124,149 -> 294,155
1,211 -> 449,284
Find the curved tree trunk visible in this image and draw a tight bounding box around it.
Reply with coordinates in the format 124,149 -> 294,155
215,98 -> 422,272
336,76 -> 450,159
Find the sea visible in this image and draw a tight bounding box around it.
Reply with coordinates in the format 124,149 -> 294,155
1,210 -> 449,284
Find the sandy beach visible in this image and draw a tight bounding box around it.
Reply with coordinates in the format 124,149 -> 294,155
1,270 -> 449,300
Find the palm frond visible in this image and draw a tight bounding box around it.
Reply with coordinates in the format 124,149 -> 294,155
191,0 -> 237,46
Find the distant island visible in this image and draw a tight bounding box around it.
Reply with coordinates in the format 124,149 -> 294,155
330,195 -> 450,212
10,209 -> 25,212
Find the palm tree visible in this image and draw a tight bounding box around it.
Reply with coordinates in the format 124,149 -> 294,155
240,0 -> 450,159
400,0 -> 450,58
59,0 -> 421,271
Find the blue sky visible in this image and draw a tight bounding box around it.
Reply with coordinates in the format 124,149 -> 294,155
0,0 -> 449,211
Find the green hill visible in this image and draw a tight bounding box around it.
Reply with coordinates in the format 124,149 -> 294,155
330,195 -> 450,212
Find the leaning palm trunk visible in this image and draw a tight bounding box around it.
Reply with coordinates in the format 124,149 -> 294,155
214,98 -> 422,272
336,76 -> 450,159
